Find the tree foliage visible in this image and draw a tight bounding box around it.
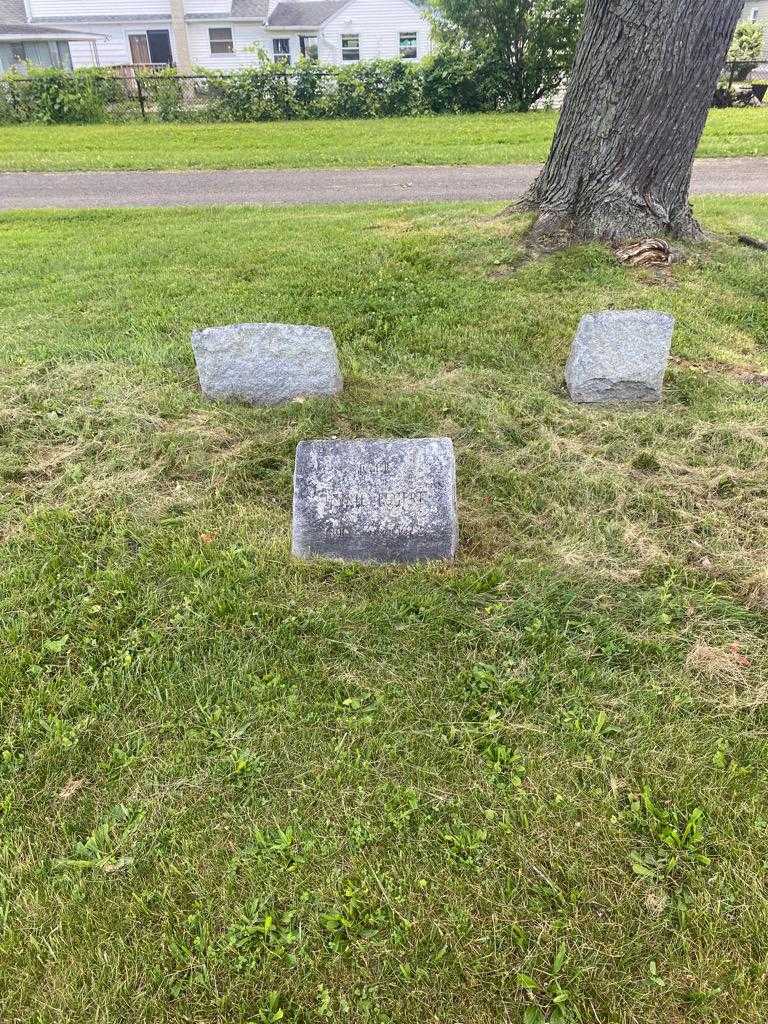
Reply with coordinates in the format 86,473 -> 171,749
427,0 -> 584,111
728,20 -> 765,62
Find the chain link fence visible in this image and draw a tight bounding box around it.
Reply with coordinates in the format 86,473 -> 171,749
1,60 -> 765,126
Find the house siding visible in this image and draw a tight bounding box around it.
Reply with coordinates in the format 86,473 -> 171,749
187,19 -> 270,69
29,0 -> 433,69
743,0 -> 768,19
315,0 -> 431,63
69,22 -> 171,66
28,0 -> 170,18
185,0 -> 230,13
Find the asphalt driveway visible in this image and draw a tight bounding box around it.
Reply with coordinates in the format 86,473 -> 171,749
1,157 -> 767,209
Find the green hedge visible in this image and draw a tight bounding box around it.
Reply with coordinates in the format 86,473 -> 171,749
0,66 -> 124,124
0,52 -> 527,125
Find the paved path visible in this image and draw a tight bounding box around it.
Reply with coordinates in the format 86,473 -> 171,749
1,158 -> 767,210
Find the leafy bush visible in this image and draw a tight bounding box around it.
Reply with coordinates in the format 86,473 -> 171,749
2,50 -> 541,125
204,66 -> 298,121
291,59 -> 332,118
337,59 -> 423,117
422,47 -> 502,113
139,67 -> 183,122
0,66 -> 113,124
713,82 -> 759,108
729,21 -> 765,62
427,0 -> 583,111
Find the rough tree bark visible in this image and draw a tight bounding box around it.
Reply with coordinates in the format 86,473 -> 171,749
520,0 -> 744,247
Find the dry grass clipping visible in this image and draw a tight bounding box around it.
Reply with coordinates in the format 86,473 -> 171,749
686,641 -> 768,711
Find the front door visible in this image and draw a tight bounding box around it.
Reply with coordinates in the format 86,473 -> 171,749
146,30 -> 173,65
128,33 -> 150,65
299,35 -> 318,60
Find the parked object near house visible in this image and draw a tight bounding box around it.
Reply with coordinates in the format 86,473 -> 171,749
6,0 -> 432,72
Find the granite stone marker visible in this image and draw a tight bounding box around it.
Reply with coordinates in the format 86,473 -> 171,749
191,323 -> 343,406
565,310 -> 675,404
292,438 -> 458,564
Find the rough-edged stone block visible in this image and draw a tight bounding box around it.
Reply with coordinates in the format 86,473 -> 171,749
292,438 -> 458,564
565,310 -> 675,404
191,323 -> 343,406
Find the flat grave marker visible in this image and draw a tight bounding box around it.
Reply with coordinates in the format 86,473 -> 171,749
565,310 -> 675,404
191,322 -> 343,406
292,437 -> 458,564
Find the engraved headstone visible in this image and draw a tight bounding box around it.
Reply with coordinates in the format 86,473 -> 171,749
565,310 -> 675,404
191,323 -> 343,406
292,438 -> 458,564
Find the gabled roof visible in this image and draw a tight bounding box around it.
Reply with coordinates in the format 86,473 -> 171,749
0,0 -> 103,38
267,1 -> 351,29
186,0 -> 267,19
231,0 -> 268,17
0,23 -> 103,37
0,0 -> 25,21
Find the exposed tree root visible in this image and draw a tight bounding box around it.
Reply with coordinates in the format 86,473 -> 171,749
504,196 -> 706,253
738,235 -> 768,253
503,176 -> 708,252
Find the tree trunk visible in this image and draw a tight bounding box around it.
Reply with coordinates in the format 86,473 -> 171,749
521,0 -> 743,247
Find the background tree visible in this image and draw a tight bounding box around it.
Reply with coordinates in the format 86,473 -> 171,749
520,0 -> 744,247
427,0 -> 584,112
728,20 -> 765,63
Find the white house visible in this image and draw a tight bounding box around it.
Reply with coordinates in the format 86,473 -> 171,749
1,0 -> 102,70
6,0 -> 432,72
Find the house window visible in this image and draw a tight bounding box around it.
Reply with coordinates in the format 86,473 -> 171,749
751,8 -> 760,21
341,34 -> 360,61
128,29 -> 172,66
209,27 -> 234,54
273,37 -> 291,64
399,32 -> 417,59
0,39 -> 72,71
300,34 -> 318,60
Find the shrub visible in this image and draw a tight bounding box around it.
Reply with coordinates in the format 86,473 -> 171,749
291,59 -> 332,118
204,66 -> 298,121
729,21 -> 765,63
422,47 -> 500,113
0,66 -> 111,124
337,59 -> 424,117
139,67 -> 184,122
1,51 -> 547,124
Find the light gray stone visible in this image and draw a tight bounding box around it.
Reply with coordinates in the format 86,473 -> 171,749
292,438 -> 458,564
565,310 -> 675,404
191,323 -> 343,406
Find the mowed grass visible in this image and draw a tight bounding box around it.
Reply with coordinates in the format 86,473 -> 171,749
1,106 -> 767,171
1,197 -> 768,1023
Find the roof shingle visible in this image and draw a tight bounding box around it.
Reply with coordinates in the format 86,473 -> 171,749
0,0 -> 26,23
230,0 -> 269,17
267,1 -> 350,28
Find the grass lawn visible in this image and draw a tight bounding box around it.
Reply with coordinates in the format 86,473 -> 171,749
1,197 -> 768,1023
0,107 -> 767,172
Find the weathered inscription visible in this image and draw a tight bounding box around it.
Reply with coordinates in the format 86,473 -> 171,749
292,438 -> 458,563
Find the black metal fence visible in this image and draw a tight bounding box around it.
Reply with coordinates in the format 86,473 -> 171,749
0,60 -> 765,126
0,65 -> 442,124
